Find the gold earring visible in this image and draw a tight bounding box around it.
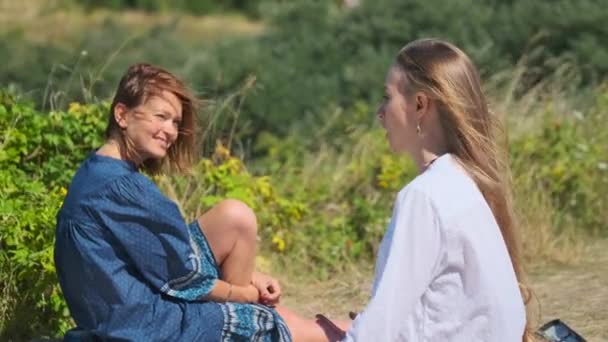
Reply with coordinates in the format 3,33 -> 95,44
416,123 -> 422,136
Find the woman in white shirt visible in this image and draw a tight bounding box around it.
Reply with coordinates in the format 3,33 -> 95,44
276,38 -> 533,341
349,38 -> 533,341
309,38 -> 534,342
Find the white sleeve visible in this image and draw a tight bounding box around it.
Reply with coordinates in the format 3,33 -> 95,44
343,187 -> 443,341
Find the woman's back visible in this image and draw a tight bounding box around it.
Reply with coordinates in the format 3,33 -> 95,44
414,153 -> 524,340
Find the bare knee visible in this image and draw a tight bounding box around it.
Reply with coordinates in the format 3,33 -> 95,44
212,199 -> 257,239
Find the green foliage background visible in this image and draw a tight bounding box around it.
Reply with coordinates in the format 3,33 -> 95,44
76,0 -> 266,16
3,0 -> 607,136
1,86 -> 606,338
1,0 -> 607,339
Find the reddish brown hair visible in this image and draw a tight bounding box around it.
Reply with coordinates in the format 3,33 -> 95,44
107,63 -> 197,174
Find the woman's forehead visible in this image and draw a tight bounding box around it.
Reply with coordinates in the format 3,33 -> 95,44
386,65 -> 408,92
142,91 -> 182,115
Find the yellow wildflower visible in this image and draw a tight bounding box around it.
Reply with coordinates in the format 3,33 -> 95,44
214,142 -> 231,160
377,179 -> 389,189
552,164 -> 565,179
272,235 -> 286,252
256,177 -> 272,198
68,102 -> 82,114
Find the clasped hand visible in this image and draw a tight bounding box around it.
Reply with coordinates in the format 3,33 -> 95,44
251,271 -> 281,306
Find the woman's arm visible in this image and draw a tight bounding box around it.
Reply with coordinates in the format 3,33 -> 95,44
203,279 -> 260,303
203,271 -> 283,304
344,187 -> 443,341
251,271 -> 282,305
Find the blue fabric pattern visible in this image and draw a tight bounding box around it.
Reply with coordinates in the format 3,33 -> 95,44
220,303 -> 292,341
55,153 -> 291,341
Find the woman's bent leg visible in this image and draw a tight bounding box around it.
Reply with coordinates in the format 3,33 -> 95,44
197,200 -> 343,341
197,199 -> 257,286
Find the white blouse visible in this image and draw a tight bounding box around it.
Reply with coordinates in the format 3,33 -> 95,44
343,154 -> 525,341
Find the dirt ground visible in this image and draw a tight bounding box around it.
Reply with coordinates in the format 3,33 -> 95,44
527,240 -> 608,341
281,240 -> 608,341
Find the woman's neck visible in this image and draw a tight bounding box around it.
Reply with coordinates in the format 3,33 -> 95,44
416,151 -> 438,173
412,145 -> 448,173
96,140 -> 121,158
97,139 -> 142,165
414,112 -> 449,173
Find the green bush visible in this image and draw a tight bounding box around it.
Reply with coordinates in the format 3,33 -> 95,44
157,142 -> 308,254
193,0 -> 608,138
511,88 -> 608,234
76,0 -> 268,17
0,169 -> 73,339
3,0 -> 607,140
0,99 -> 107,187
1,20 -> 205,111
0,93 -> 107,338
251,103 -> 419,274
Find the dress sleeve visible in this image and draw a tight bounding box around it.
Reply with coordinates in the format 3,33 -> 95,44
97,173 -> 216,301
344,187 -> 444,341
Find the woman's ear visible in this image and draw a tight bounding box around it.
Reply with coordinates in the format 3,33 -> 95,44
114,103 -> 129,129
415,92 -> 430,119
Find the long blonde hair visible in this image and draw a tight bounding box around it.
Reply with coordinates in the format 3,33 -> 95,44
395,38 -> 534,341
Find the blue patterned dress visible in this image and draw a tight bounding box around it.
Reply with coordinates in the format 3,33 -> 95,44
55,153 -> 291,341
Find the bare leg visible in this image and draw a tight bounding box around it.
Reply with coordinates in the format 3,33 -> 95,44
198,201 -> 346,340
275,306 -> 347,342
197,199 -> 257,286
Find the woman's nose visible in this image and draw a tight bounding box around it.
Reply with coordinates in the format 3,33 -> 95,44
164,121 -> 179,140
376,105 -> 385,122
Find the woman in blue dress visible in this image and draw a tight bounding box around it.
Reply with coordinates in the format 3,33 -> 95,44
55,63 -> 326,341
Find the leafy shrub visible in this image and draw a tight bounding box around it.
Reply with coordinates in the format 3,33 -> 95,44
76,0 -> 268,17
157,142 -> 308,254
0,170 -> 72,339
511,88 -> 608,234
0,93 -> 107,338
195,0 -> 608,138
250,103 -> 419,274
0,98 -> 107,188
4,0 -> 607,140
1,21 -> 203,111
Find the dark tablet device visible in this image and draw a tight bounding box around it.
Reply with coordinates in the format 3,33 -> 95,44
536,319 -> 586,342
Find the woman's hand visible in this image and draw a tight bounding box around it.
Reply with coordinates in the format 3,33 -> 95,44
251,271 -> 281,306
315,314 -> 347,342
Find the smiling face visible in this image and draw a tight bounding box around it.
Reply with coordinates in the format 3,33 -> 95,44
114,90 -> 183,164
376,65 -> 420,154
